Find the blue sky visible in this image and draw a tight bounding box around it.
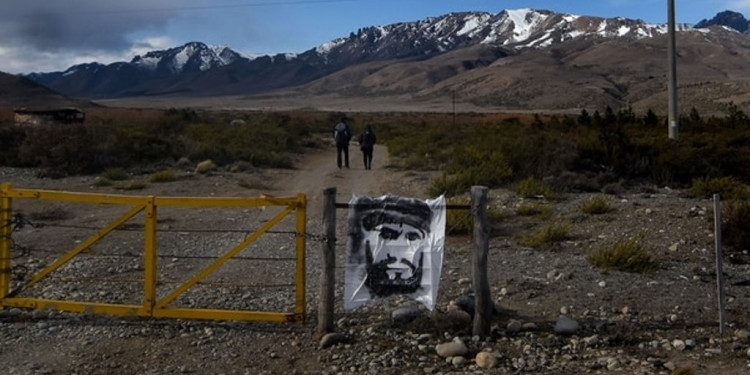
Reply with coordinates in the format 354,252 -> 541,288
0,0 -> 745,74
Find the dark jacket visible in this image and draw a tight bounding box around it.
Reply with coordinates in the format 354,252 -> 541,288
358,126 -> 376,149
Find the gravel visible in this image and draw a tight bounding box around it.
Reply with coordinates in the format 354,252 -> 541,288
2,158 -> 750,374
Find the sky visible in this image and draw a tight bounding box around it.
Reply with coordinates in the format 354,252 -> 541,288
0,0 -> 746,74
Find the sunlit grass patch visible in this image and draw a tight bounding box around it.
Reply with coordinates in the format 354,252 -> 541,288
587,238 -> 657,273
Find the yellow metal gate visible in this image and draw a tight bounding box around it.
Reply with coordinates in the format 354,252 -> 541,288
0,183 -> 306,322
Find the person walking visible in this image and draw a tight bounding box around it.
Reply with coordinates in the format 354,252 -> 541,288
333,118 -> 352,168
358,125 -> 376,170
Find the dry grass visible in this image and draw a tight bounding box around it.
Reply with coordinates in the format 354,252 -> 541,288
580,195 -> 614,215
587,238 -> 657,273
517,222 -> 571,248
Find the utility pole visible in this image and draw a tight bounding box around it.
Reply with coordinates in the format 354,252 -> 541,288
667,0 -> 679,140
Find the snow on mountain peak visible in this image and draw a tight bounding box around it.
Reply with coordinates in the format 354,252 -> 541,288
316,38 -> 347,54
128,41 -> 243,74
504,8 -> 549,42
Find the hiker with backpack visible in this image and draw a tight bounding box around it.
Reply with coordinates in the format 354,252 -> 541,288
358,125 -> 376,170
333,118 -> 352,168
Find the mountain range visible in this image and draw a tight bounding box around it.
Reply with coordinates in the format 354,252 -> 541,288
16,9 -> 750,115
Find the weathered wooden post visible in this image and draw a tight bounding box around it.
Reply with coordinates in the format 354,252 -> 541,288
471,185 -> 491,337
317,187 -> 337,336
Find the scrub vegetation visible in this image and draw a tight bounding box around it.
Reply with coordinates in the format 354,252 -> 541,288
3,104 -> 750,254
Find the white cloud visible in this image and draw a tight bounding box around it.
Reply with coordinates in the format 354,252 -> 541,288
128,37 -> 177,57
725,0 -> 750,11
0,1 -> 198,73
0,35 -> 177,74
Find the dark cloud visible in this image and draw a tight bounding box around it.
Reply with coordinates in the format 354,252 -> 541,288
1,1 -> 188,52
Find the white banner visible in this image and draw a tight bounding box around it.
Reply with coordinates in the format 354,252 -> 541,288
343,194 -> 446,310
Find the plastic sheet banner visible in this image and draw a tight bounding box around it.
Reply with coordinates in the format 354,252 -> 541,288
344,194 -> 446,310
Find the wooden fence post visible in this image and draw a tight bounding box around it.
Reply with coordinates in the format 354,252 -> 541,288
317,187 -> 337,336
471,185 -> 491,337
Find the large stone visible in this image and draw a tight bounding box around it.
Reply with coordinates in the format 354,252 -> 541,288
672,339 -> 686,351
319,332 -> 348,349
436,338 -> 468,358
445,309 -> 472,327
554,316 -> 579,335
475,351 -> 498,368
391,304 -> 421,323
506,319 -> 522,333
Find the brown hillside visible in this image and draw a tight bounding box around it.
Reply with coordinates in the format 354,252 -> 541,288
0,71 -> 92,112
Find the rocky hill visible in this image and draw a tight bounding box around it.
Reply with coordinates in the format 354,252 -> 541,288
15,9 -> 750,115
0,71 -> 91,109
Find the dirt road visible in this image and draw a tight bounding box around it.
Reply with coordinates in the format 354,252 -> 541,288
269,143 -> 433,213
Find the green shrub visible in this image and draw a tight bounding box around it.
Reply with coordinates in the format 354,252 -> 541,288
0,124 -> 26,166
446,202 -> 473,236
427,146 -> 514,197
580,195 -> 614,215
18,123 -> 100,174
149,169 -> 177,183
516,202 -> 552,217
518,222 -> 570,248
427,174 -> 460,197
587,238 -> 656,273
515,177 -> 556,199
442,197 -> 504,236
688,177 -> 749,200
722,199 -> 750,252
101,168 -> 128,181
251,152 -> 294,169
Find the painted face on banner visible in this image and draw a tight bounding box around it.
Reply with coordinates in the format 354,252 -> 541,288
344,194 -> 445,311
363,221 -> 428,298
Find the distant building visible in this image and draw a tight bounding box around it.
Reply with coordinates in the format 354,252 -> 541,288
14,107 -> 85,126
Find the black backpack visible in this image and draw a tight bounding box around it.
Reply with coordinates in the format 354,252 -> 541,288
334,123 -> 350,144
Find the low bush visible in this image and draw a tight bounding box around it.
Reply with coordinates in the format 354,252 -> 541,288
114,181 -> 147,191
101,168 -> 128,181
517,222 -> 570,248
516,202 -> 552,217
580,195 -> 614,215
427,146 -> 513,197
443,197 -> 504,236
587,238 -> 657,273
722,199 -> 750,252
149,170 -> 177,183
92,178 -> 113,187
515,177 -> 556,199
688,177 -> 749,200
251,152 -> 293,169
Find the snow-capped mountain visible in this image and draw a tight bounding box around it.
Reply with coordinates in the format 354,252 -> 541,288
22,8 -> 750,114
26,42 -> 248,97
130,42 -> 246,74
695,10 -> 749,33
314,8 -> 690,60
